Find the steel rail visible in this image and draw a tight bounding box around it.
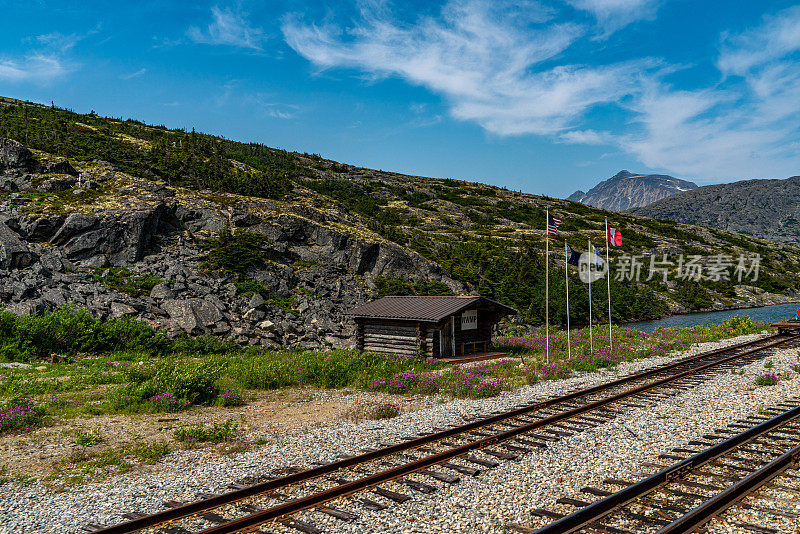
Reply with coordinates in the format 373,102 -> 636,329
532,403 -> 800,534
93,333 -> 792,534
656,442 -> 800,533
195,334 -> 799,534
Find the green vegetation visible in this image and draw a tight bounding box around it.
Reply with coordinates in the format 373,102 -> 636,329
92,267 -> 162,296
200,228 -> 266,276
173,420 -> 238,444
0,306 -> 232,362
0,100 -> 294,200
74,428 -> 103,446
56,440 -> 170,482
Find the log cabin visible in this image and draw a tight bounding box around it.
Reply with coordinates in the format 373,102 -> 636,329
345,295 -> 517,359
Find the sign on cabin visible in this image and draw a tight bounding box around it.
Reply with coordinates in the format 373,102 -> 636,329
461,309 -> 477,330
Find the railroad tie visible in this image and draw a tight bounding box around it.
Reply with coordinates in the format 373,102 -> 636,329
483,449 -> 519,460
199,512 -> 230,525
279,518 -> 322,534
400,479 -> 437,493
556,497 -> 591,507
530,508 -> 564,519
735,522 -> 779,534
419,469 -> 460,483
372,486 -> 412,502
463,455 -> 499,468
316,506 -> 359,521
500,443 -> 532,453
81,524 -> 106,532
580,486 -> 612,497
120,512 -> 148,520
351,496 -> 387,511
442,462 -> 481,476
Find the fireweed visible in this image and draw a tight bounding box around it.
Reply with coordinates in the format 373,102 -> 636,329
754,370 -> 789,386
0,398 -> 43,433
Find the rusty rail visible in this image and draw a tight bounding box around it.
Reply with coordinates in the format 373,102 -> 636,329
93,333 -> 795,534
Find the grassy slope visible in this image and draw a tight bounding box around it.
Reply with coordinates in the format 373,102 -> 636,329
2,96 -> 799,325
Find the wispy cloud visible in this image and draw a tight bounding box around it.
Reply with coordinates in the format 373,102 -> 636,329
717,5 -> 800,76
214,80 -> 300,119
1,28 -> 94,83
0,54 -> 69,83
620,6 -> 800,181
283,0 -> 655,136
566,0 -> 660,38
120,68 -> 147,80
187,6 -> 265,50
284,1 -> 800,182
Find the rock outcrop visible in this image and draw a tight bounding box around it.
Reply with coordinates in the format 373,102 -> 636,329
0,140 -> 462,349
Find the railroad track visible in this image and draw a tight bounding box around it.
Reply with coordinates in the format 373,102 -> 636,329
530,397 -> 800,534
84,333 -> 799,534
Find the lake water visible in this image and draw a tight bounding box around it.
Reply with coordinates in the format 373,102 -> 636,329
625,302 -> 800,333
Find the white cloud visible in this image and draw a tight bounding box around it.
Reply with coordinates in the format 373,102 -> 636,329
188,6 -> 265,50
120,68 -> 147,80
566,0 -> 660,38
283,0 -> 654,136
717,5 -> 800,76
284,1 -> 800,182
618,6 -> 800,182
0,54 -> 68,83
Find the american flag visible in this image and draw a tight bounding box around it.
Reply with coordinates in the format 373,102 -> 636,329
547,213 -> 562,235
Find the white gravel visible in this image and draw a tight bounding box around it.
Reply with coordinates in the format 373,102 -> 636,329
1,332 -> 799,534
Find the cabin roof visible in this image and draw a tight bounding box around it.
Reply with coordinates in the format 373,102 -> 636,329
345,295 -> 517,323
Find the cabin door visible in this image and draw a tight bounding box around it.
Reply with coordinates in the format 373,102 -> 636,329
440,318 -> 454,358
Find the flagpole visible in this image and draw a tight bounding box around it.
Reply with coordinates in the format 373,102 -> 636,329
565,240 -> 571,359
605,218 -> 613,352
588,238 -> 593,354
545,209 -> 550,365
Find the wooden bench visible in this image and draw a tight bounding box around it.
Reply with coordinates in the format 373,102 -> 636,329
460,341 -> 489,356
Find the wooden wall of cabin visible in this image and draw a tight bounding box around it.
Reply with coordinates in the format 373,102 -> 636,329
453,307 -> 493,353
361,319 -> 434,357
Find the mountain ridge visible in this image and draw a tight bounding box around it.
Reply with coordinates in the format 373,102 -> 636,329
632,175 -> 800,244
569,170 -> 698,211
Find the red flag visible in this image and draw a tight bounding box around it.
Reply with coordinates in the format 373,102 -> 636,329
607,226 -> 622,246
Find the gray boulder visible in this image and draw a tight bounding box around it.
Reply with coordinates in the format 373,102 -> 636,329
0,222 -> 37,269
162,298 -> 223,335
0,138 -> 33,170
149,283 -> 175,300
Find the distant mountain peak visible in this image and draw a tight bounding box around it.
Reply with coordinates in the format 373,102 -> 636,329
568,171 -> 697,212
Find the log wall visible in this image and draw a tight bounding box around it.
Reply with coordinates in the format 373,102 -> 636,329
362,319 -> 434,357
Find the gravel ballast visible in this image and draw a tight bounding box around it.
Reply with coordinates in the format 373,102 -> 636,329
2,333 -> 799,534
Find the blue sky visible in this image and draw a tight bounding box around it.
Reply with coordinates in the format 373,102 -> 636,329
1,0 -> 799,198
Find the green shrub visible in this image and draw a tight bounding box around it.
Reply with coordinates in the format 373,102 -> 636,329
74,429 -> 103,446
91,267 -> 162,296
173,420 -> 237,443
200,228 -> 266,275
152,360 -> 222,405
234,280 -> 269,298
0,306 -> 171,362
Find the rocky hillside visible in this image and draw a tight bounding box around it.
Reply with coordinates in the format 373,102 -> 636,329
568,171 -> 697,211
0,137 -> 459,349
1,96 -> 800,349
633,176 -> 800,245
